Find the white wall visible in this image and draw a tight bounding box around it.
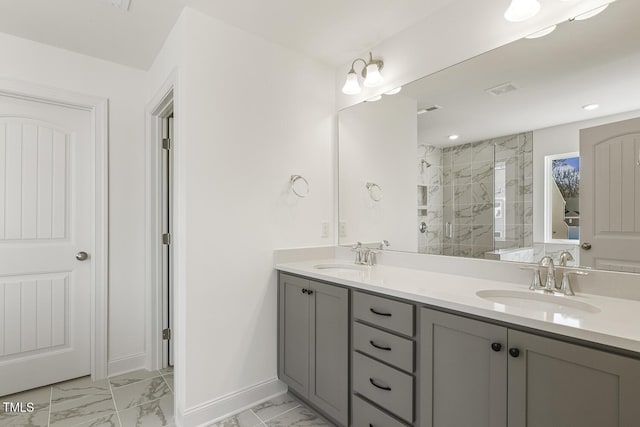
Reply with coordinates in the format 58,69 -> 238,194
335,0 -> 613,109
0,33 -> 149,371
339,95 -> 417,251
148,8 -> 336,424
532,109 -> 640,242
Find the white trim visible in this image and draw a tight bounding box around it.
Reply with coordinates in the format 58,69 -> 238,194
145,72 -> 176,373
0,78 -> 109,380
180,378 -> 287,427
107,353 -> 147,377
544,151 -> 580,244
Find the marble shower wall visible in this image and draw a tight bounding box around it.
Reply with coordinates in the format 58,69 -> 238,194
418,145 -> 443,254
435,132 -> 533,259
493,132 -> 533,251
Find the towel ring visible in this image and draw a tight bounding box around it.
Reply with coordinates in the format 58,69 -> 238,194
366,182 -> 383,202
290,175 -> 310,198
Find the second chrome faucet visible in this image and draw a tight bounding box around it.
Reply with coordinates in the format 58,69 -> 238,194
521,253 -> 587,296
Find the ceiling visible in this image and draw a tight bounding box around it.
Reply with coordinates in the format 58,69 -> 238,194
0,0 -> 453,70
396,0 -> 640,147
0,0 -> 184,70
184,0 -> 453,66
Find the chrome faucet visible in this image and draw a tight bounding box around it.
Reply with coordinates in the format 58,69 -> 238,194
351,242 -> 380,266
539,256 -> 557,292
351,242 -> 364,264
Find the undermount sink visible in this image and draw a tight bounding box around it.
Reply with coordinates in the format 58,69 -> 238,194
313,263 -> 369,273
476,289 -> 600,315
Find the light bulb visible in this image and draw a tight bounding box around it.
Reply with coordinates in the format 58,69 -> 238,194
384,87 -> 402,95
525,25 -> 557,39
574,4 -> 608,20
448,135 -> 460,141
365,95 -> 382,102
363,63 -> 384,87
342,71 -> 361,95
582,104 -> 599,111
504,0 -> 541,22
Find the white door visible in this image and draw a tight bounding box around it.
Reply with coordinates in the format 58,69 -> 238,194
580,117 -> 640,273
0,94 -> 92,396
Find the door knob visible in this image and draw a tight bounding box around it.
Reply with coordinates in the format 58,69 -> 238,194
509,348 -> 520,358
491,343 -> 502,352
581,243 -> 592,250
76,251 -> 89,261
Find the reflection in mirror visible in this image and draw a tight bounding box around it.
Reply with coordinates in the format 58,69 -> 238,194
545,153 -> 580,242
338,1 -> 640,273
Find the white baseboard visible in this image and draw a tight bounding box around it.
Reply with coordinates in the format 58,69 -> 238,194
107,353 -> 147,377
180,378 -> 287,427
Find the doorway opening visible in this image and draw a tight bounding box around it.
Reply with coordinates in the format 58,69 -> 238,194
146,83 -> 175,373
161,113 -> 174,368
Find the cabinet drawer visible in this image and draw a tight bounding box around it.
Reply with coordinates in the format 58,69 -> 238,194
353,291 -> 414,336
353,322 -> 414,372
353,352 -> 414,423
352,395 -> 409,427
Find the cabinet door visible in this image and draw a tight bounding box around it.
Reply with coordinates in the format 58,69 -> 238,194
508,330 -> 640,427
278,274 -> 310,397
420,308 -> 507,427
309,280 -> 349,426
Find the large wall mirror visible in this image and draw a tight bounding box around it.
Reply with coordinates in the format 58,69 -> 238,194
338,0 -> 640,274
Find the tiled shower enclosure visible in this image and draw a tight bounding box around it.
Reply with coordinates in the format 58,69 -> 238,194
418,133 -> 533,258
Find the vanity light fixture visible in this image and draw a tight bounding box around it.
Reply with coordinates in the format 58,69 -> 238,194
582,103 -> 600,111
384,87 -> 402,95
504,0 -> 541,22
525,25 -> 557,39
341,52 -> 385,95
448,134 -> 460,141
573,4 -> 609,21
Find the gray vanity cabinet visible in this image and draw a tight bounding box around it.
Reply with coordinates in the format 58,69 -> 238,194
507,329 -> 640,427
278,273 -> 349,426
420,308 -> 508,427
420,307 -> 640,427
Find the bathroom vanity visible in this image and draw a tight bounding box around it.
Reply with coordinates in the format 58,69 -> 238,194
276,261 -> 640,427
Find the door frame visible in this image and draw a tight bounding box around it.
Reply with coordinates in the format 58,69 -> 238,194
0,78 -> 109,380
145,72 -> 178,372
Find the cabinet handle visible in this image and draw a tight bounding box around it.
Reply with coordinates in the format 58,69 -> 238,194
301,289 -> 307,294
509,348 -> 520,358
307,289 -> 314,295
369,308 -> 392,317
370,340 -> 392,351
369,378 -> 392,391
491,343 -> 502,352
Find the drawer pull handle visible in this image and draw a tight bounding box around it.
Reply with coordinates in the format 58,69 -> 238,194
369,308 -> 392,317
369,378 -> 392,391
369,340 -> 392,351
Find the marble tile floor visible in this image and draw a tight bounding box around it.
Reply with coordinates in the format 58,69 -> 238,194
0,367 -> 174,427
208,394 -> 334,427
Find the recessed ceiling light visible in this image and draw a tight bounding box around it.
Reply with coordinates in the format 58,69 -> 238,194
582,104 -> 599,111
384,87 -> 402,95
366,95 -> 382,102
448,135 -> 460,141
525,25 -> 557,39
573,4 -> 609,21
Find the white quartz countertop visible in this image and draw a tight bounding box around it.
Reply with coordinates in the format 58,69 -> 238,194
276,259 -> 640,355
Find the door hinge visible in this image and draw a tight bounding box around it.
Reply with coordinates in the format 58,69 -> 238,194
162,138 -> 172,150
162,233 -> 172,245
162,328 -> 172,340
